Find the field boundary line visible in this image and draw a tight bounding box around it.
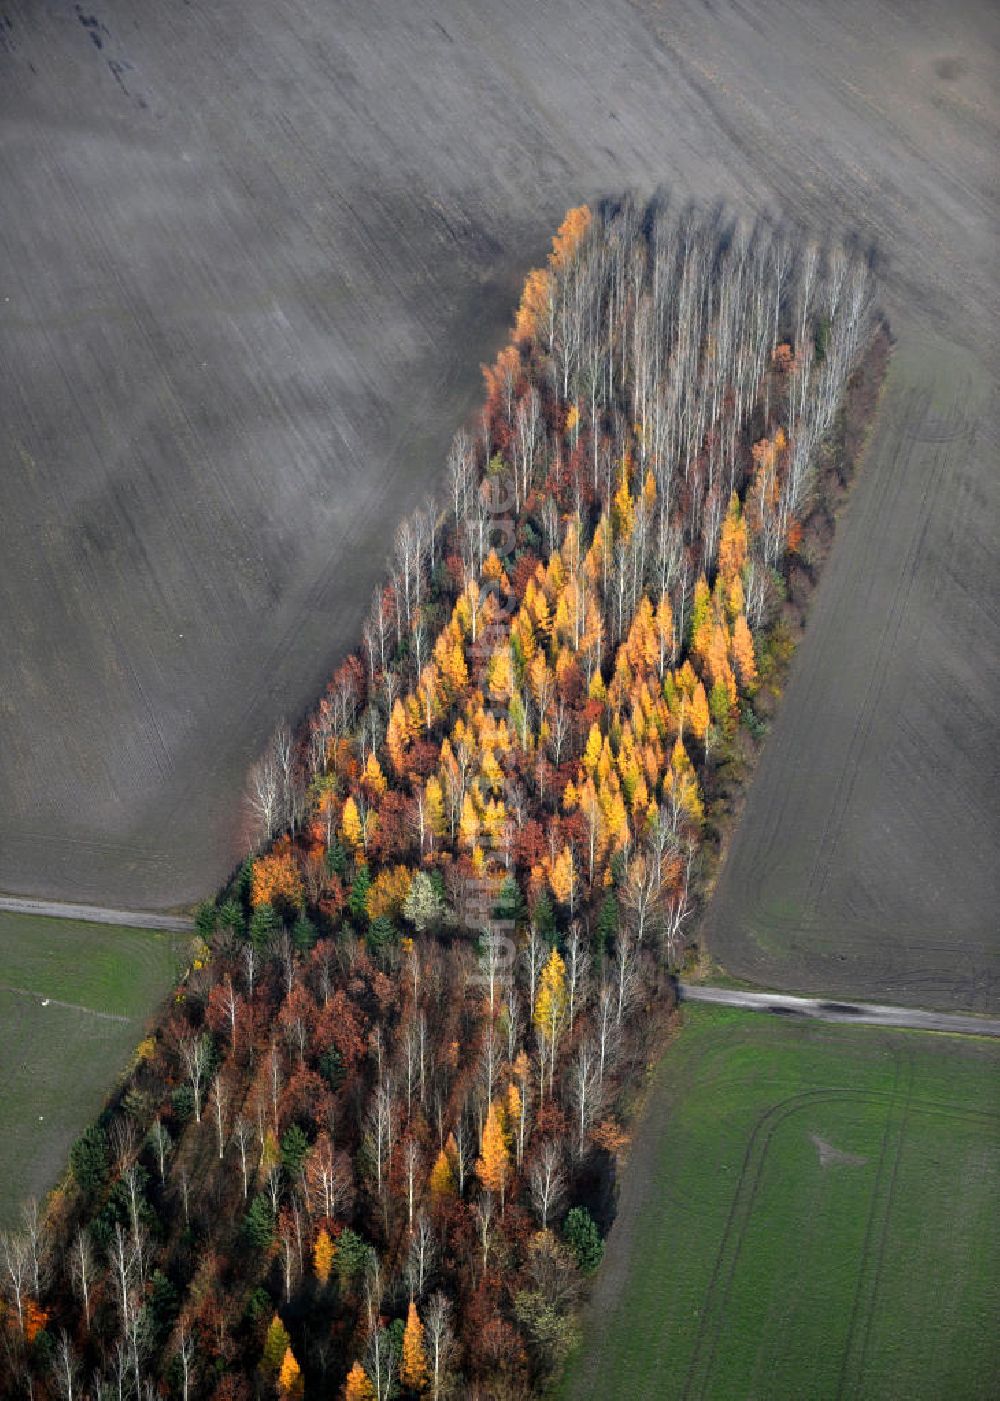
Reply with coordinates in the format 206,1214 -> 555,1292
0,983 -> 132,1024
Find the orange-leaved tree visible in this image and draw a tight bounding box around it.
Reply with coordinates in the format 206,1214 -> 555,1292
732,614 -> 758,691
549,204 -> 592,271
278,1345 -> 304,1400
313,1227 -> 334,1285
251,838 -> 303,909
345,1360 -> 376,1401
401,1300 -> 429,1392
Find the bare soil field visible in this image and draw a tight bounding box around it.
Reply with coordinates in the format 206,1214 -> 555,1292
706,332 -> 1000,1013
1,0 -> 996,1024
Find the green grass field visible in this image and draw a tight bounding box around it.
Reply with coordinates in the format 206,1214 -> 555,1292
0,914 -> 185,1226
561,1006 -> 1000,1401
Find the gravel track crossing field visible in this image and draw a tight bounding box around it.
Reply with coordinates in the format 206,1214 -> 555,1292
679,983 -> 1000,1037
1,4 -> 997,1014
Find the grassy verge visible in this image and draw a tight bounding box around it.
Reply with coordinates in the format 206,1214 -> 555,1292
0,913 -> 185,1225
559,1005 -> 1000,1400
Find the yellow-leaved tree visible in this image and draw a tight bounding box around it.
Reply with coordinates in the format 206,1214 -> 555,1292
549,203 -> 592,270
362,750 -> 387,795
313,1227 -> 334,1285
341,795 -> 363,850
583,723 -> 603,776
475,1099 -> 511,1211
429,1147 -> 456,1200
488,645 -> 515,703
365,866 -> 413,921
386,698 -> 411,773
425,776 -> 447,842
548,844 -> 577,913
534,948 -> 568,1095
717,492 -> 748,584
506,1081 -> 524,1166
459,792 -> 480,849
665,737 -> 704,829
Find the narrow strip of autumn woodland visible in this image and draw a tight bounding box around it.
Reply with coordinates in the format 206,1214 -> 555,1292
0,200 -> 877,1401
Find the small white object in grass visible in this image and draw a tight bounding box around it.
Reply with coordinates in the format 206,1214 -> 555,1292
41,998 -> 49,1006
38,1115 -> 44,1121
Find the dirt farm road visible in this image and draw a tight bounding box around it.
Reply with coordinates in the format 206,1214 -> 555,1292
679,984 -> 1000,1038
0,896 -> 193,934
4,891 -> 996,1038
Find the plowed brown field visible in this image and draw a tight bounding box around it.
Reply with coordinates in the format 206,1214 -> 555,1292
2,1 -> 996,1019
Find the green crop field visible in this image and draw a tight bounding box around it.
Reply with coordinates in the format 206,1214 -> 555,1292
0,914 -> 185,1226
562,1006 -> 1000,1401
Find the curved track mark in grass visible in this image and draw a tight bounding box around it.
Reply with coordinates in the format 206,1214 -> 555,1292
681,1087 -> 872,1400
852,1046 -> 916,1396
834,1062 -> 1000,1399
836,1046 -> 909,1401
678,1060 -> 996,1400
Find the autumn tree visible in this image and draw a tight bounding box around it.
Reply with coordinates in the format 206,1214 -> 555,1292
252,838 -> 303,909
341,795 -> 363,850
262,1314 -> 291,1376
548,843 -> 578,913
313,1227 -> 335,1286
533,947 -> 568,1095
732,613 -> 758,691
428,1148 -> 455,1202
278,1345 -> 304,1400
475,1100 -> 511,1212
401,1300 -> 429,1392
345,1360 -> 376,1401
